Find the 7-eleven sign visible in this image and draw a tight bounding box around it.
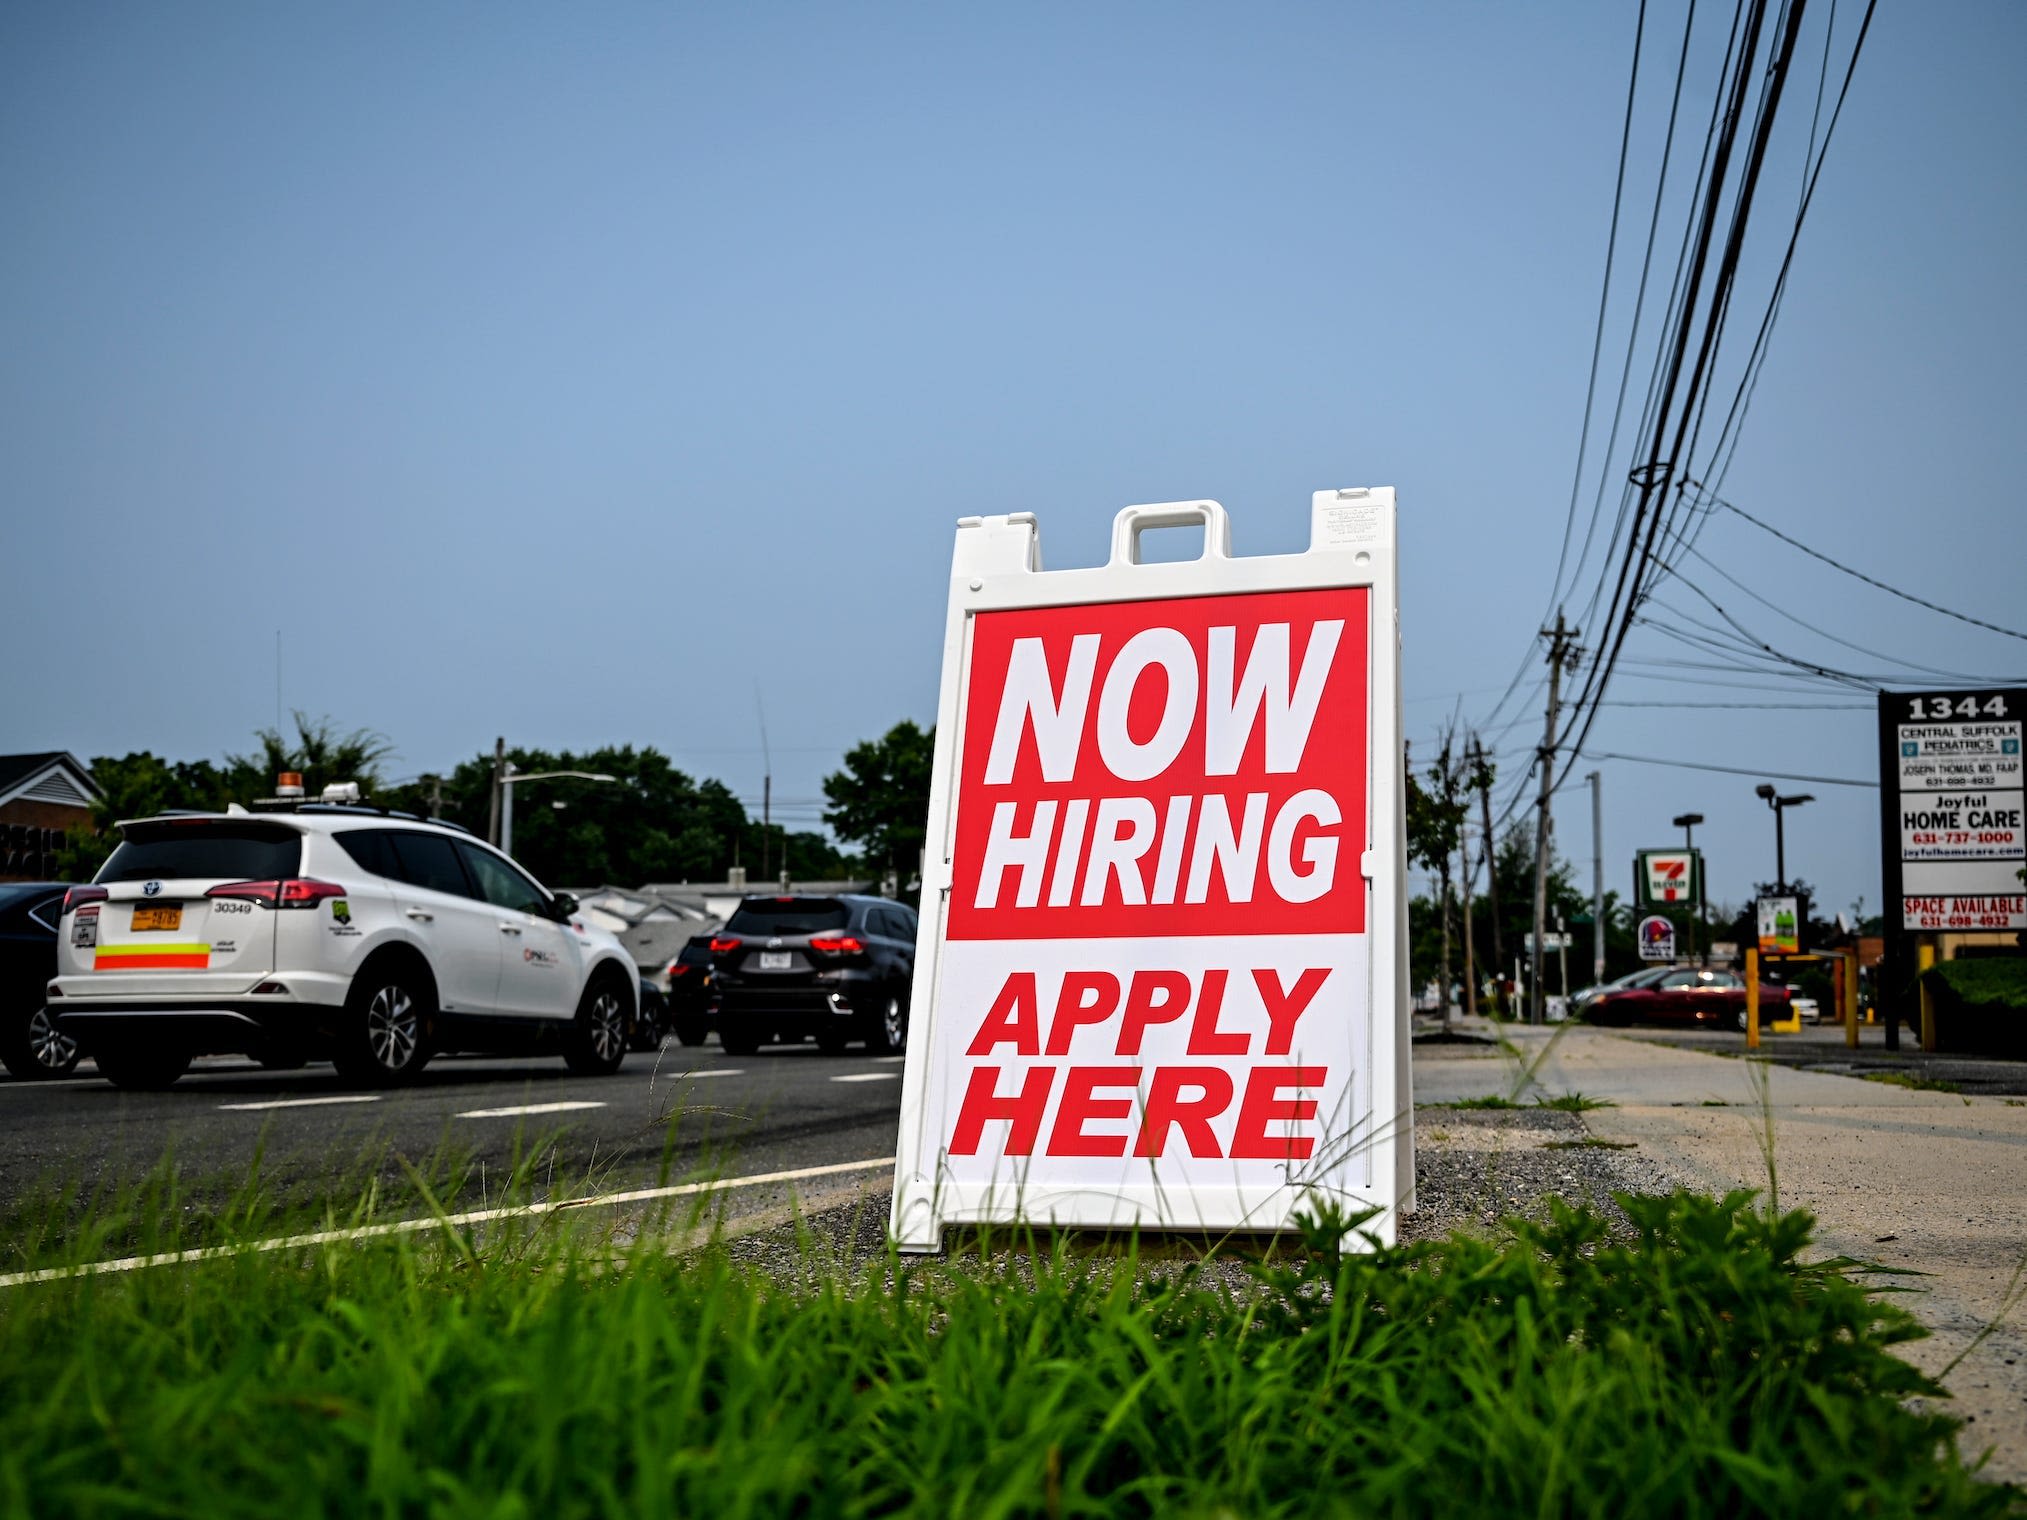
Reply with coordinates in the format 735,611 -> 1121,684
1636,849 -> 1701,908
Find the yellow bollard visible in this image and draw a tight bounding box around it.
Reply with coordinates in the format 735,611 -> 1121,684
1842,949 -> 1860,1050
1745,947 -> 1760,1051
1917,940 -> 1938,1053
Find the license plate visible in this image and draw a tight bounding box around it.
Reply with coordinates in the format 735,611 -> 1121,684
132,905 -> 182,932
759,951 -> 792,971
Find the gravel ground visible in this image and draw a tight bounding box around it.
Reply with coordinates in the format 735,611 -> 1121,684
707,1104 -> 1675,1281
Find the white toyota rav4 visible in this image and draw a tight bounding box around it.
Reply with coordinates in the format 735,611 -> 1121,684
49,802 -> 639,1090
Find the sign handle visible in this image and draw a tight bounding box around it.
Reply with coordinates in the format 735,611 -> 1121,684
1108,500 -> 1233,566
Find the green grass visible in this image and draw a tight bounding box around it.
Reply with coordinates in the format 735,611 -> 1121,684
1862,1071 -> 1963,1094
1441,1094 -> 1525,1110
0,1182 -> 2013,1517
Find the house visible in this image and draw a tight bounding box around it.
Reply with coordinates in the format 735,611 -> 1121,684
559,886 -> 721,985
0,752 -> 100,883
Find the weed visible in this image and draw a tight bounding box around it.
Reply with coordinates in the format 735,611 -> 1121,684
1862,1071 -> 1963,1094
1443,1095 -> 1524,1111
1701,1100 -> 1733,1107
1536,1091 -> 1616,1112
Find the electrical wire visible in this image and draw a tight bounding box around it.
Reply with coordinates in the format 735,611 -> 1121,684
1588,750 -> 1876,786
1702,492 -> 2027,643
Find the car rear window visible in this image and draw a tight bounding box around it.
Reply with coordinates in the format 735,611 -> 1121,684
99,822 -> 302,884
725,898 -> 850,935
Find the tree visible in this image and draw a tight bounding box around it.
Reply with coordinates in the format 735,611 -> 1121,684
223,712 -> 394,802
381,744 -> 856,889
1406,730 -> 1480,1031
822,721 -> 934,883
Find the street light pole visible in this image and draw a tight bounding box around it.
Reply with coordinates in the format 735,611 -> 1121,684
1755,785 -> 1814,894
1673,811 -> 1704,964
1587,770 -> 1604,985
500,769 -> 619,857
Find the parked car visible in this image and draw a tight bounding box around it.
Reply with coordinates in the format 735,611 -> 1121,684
0,881 -> 82,1079
49,799 -> 640,1090
663,934 -> 718,1046
710,894 -> 918,1056
1571,965 -> 1673,1017
633,975 -> 669,1051
1584,966 -> 1792,1031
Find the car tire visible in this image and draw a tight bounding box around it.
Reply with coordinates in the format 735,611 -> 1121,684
564,973 -> 631,1075
719,1024 -> 760,1057
333,963 -> 434,1086
630,996 -> 668,1053
869,993 -> 909,1057
1,1006 -> 82,1080
95,1047 -> 192,1091
671,1013 -> 710,1047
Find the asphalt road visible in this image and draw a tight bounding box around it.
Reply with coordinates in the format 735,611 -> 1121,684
0,1038 -> 904,1219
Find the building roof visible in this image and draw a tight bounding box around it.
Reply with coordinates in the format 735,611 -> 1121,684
0,753 -> 101,811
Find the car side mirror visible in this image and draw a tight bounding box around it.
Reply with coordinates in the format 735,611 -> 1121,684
550,892 -> 578,920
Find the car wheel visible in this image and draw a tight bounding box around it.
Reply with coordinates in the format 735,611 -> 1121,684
564,974 -> 631,1075
870,993 -> 909,1056
630,997 -> 668,1053
334,966 -> 433,1086
1,1006 -> 82,1080
95,1047 -> 192,1091
719,1024 -> 760,1057
672,1013 -> 709,1047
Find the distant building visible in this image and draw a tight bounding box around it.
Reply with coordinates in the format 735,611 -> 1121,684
0,752 -> 100,882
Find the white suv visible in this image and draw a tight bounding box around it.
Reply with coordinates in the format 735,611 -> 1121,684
48,804 -> 639,1090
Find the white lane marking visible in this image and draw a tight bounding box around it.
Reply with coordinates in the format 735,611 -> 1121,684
670,1068 -> 744,1079
0,1156 -> 897,1289
872,1055 -> 906,1064
830,1072 -> 899,1084
455,1101 -> 606,1119
219,1095 -> 383,1112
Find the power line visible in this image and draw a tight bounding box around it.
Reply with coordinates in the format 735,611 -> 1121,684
1702,492 -> 2027,643
1589,750 -> 1875,787
1553,0 -> 1650,607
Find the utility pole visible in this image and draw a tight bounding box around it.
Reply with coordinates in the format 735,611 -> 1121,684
488,736 -> 505,846
427,773 -> 443,821
1587,770 -> 1604,985
1473,735 -> 1505,1015
1529,615 -> 1580,1024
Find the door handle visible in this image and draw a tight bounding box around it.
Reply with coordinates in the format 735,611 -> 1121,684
499,924 -> 522,936
405,908 -> 434,922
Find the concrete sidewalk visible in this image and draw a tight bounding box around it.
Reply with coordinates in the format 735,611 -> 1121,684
1416,1020 -> 2027,1483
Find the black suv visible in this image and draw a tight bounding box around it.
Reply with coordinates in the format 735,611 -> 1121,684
710,895 -> 918,1056
664,933 -> 718,1046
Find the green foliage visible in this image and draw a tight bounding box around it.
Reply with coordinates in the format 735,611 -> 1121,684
822,720 -> 934,876
1929,957 -> 2027,1015
383,745 -> 855,889
1537,1091 -> 1616,1112
0,1187 -> 2009,1517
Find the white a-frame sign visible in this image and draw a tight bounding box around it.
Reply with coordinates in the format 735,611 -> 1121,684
890,491 -> 1411,1252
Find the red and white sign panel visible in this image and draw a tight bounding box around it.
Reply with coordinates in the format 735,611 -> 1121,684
891,494 -> 1408,1252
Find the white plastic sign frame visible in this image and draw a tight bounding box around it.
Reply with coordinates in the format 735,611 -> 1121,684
889,490 -> 1410,1253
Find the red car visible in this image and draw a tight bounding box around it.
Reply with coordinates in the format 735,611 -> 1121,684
1586,966 -> 1791,1031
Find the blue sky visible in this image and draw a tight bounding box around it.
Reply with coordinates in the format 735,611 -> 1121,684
3,2 -> 2022,922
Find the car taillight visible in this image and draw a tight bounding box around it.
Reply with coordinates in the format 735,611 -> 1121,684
709,936 -> 742,954
205,879 -> 347,909
62,886 -> 109,915
669,964 -> 690,978
808,934 -> 865,955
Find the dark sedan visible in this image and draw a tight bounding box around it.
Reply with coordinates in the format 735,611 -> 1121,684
710,894 -> 917,1056
663,934 -> 719,1047
1585,966 -> 1792,1031
0,881 -> 81,1079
